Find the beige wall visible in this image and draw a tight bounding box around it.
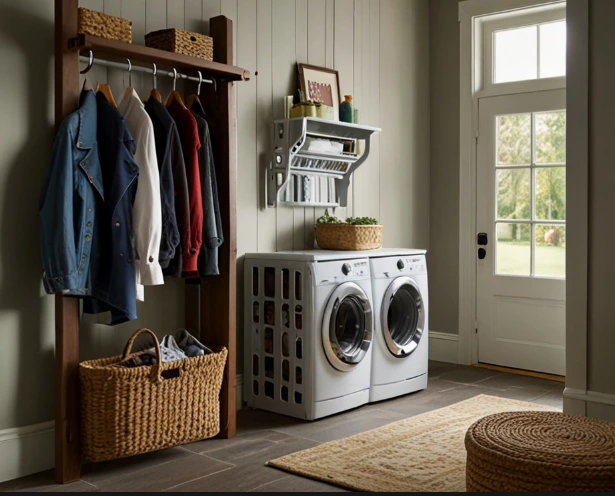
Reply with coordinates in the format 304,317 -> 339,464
565,0 -> 615,421
0,0 -> 430,433
586,0 -> 615,398
428,0 -> 460,335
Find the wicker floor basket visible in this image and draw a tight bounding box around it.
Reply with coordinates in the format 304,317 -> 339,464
78,7 -> 132,43
466,411 -> 615,492
80,328 -> 227,463
145,28 -> 214,61
315,224 -> 383,251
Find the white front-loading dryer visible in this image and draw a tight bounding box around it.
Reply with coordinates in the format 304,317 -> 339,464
244,251 -> 374,420
369,250 -> 428,402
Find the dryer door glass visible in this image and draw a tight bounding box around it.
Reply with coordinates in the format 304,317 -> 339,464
382,278 -> 425,358
322,282 -> 373,372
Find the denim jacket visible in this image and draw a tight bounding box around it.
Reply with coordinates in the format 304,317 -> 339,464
39,89 -> 99,294
39,89 -> 140,325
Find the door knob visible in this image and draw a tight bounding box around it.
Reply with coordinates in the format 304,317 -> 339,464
478,248 -> 487,260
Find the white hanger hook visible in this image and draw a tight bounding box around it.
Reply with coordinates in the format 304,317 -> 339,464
152,63 -> 157,89
173,68 -> 178,91
197,71 -> 203,96
126,58 -> 132,87
80,50 -> 94,75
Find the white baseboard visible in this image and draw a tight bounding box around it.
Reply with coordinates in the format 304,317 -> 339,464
564,388 -> 615,422
0,421 -> 54,483
564,388 -> 615,407
428,331 -> 460,364
236,374 -> 244,411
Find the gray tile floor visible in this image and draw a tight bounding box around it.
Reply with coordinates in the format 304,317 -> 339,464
0,361 -> 564,493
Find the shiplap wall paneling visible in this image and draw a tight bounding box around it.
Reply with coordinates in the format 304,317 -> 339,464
256,0 -> 276,253
295,0 -> 309,251
333,0 -> 354,221
379,0 -> 429,248
236,0 -> 258,377
272,0 -> 296,252
368,0 -> 381,221
352,0 -> 363,217
73,0 -> 430,377
166,0 -> 184,29
307,0 -> 327,240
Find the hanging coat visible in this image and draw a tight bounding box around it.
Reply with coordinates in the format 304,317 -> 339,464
82,92 -> 139,325
39,89 -> 100,295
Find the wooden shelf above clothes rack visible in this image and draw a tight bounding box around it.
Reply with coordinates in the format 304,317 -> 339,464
54,0 -> 246,484
68,33 -> 250,82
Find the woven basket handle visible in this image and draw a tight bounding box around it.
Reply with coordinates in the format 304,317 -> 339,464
122,328 -> 163,383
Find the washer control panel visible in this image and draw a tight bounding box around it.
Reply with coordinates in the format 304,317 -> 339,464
397,257 -> 426,273
350,260 -> 368,277
314,258 -> 371,285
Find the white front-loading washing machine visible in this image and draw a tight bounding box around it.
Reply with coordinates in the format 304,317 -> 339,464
369,249 -> 428,402
244,251 -> 374,420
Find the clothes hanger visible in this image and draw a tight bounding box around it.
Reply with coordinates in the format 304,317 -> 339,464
95,54 -> 118,108
147,63 -> 162,103
186,71 -> 203,110
96,75 -> 118,109
165,68 -> 187,109
122,58 -> 134,101
80,50 -> 94,91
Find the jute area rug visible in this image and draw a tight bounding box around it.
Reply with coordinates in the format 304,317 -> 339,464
267,394 -> 555,492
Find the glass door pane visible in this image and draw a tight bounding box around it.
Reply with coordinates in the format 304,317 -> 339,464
496,223 -> 531,276
493,109 -> 566,279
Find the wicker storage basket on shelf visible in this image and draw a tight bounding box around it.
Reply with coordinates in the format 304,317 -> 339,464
79,328 -> 227,463
145,28 -> 214,61
78,7 -> 132,43
315,224 -> 383,251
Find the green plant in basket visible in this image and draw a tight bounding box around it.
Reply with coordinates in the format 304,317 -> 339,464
345,216 -> 380,226
316,210 -> 380,226
316,209 -> 343,224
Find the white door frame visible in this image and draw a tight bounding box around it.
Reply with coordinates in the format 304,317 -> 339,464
457,0 -> 569,366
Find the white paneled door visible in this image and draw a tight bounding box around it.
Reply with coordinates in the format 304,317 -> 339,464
476,90 -> 566,375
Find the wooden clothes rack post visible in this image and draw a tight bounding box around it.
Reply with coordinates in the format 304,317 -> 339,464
54,0 -> 247,484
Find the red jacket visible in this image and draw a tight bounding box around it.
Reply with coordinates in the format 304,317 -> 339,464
167,99 -> 203,278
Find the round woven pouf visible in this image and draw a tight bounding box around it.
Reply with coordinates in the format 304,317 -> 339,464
465,411 -> 615,492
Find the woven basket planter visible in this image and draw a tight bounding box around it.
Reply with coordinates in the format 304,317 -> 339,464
80,328 -> 227,462
78,7 -> 132,43
466,411 -> 615,492
315,224 -> 383,251
145,28 -> 214,61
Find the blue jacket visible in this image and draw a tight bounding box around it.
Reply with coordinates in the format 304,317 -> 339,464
39,89 -> 99,295
39,89 -> 139,325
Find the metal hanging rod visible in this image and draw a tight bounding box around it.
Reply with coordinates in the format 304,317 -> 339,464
79,50 -> 213,86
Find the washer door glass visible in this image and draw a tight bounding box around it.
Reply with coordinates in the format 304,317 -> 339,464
322,282 -> 373,372
382,278 -> 425,357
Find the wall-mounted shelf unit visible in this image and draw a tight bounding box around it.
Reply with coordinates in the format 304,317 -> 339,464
267,118 -> 380,208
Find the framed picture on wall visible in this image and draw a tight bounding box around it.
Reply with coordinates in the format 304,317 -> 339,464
297,63 -> 341,120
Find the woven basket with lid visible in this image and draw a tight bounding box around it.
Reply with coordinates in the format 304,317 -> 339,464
145,28 -> 214,61
78,7 -> 132,43
315,224 -> 383,251
79,328 -> 227,462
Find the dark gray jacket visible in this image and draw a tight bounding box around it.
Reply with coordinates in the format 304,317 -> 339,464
145,98 -> 190,277
191,101 -> 223,276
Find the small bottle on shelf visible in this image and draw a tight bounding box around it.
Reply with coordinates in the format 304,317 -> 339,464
340,95 -> 354,123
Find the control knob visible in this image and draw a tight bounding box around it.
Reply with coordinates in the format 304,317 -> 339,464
397,259 -> 405,270
342,263 -> 353,276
